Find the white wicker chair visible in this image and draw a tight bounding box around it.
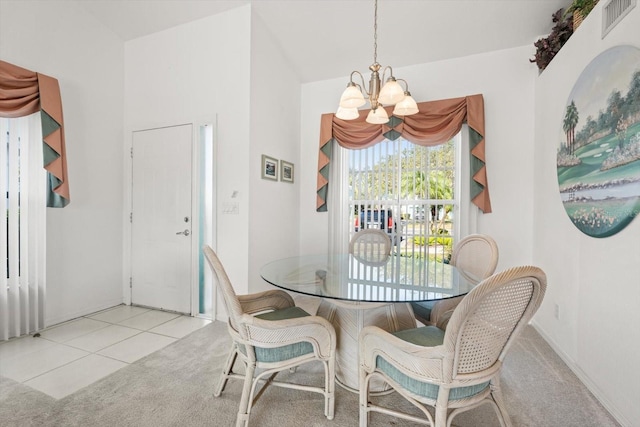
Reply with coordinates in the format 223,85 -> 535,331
203,246 -> 336,427
411,234 -> 499,329
359,265 -> 546,427
349,229 -> 392,265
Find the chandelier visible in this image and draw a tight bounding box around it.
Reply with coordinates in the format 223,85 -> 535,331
336,0 -> 418,124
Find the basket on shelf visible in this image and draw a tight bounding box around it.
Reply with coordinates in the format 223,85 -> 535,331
573,10 -> 584,29
571,0 -> 599,30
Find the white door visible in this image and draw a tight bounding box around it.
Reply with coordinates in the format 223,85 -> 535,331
131,124 -> 193,313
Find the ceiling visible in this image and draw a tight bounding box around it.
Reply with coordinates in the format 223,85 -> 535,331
75,0 -> 568,83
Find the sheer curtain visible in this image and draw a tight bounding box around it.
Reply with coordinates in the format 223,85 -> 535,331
327,141 -> 350,255
0,114 -> 47,341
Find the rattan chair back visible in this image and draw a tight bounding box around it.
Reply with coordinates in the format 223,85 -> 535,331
203,245 -> 245,337
349,229 -> 392,265
450,234 -> 499,284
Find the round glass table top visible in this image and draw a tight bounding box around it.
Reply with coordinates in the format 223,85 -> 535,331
260,254 -> 479,303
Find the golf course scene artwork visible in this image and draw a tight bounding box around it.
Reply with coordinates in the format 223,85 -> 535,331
557,45 -> 640,238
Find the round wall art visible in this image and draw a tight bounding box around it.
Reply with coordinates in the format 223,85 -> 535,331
557,45 -> 640,238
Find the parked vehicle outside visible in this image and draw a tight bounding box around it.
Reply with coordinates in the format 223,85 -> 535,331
354,208 -> 402,246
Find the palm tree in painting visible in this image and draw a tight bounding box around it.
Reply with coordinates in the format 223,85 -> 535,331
563,101 -> 579,154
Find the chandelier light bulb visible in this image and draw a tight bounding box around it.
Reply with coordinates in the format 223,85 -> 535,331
339,84 -> 366,108
378,78 -> 405,105
366,107 -> 389,124
336,106 -> 360,120
393,92 -> 419,116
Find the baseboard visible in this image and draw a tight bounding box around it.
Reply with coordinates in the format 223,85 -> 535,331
44,297 -> 125,329
531,321 -> 630,427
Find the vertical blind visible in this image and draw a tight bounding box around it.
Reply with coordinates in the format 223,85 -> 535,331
0,115 -> 46,341
345,137 -> 458,297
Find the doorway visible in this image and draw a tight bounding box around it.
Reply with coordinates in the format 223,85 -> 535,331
131,124 -> 193,313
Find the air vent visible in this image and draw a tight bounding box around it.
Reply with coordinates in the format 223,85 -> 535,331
602,0 -> 636,38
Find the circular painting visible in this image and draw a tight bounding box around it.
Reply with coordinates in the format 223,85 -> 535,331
557,45 -> 640,238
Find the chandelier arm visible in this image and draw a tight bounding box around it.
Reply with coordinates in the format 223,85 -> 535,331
380,65 -> 395,83
396,78 -> 409,92
350,71 -> 370,97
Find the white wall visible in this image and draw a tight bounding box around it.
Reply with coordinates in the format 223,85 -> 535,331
300,46 -> 538,271
124,6 -> 253,296
0,0 -> 125,325
533,4 -> 640,425
248,11 -> 301,293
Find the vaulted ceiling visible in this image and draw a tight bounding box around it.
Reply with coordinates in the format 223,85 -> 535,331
76,0 -> 568,83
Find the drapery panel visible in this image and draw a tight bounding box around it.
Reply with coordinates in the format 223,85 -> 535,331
316,94 -> 490,213
0,60 -> 70,207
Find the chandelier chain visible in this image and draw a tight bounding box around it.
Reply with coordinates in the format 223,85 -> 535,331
373,0 -> 378,64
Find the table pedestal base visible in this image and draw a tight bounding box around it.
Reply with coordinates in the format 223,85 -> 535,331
316,300 -> 416,393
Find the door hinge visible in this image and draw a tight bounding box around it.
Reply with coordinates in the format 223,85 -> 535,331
130,147 -> 133,158
129,277 -> 132,288
130,212 -> 133,223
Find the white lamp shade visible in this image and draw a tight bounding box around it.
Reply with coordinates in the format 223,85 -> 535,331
339,85 -> 366,108
366,107 -> 389,124
336,106 -> 360,120
393,94 -> 419,116
378,80 -> 405,105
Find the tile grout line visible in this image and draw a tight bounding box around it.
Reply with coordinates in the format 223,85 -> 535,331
1,307 -> 211,399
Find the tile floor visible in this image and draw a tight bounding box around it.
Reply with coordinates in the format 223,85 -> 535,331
0,305 -> 210,399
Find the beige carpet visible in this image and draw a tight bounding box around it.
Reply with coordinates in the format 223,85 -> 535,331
0,320 -> 620,427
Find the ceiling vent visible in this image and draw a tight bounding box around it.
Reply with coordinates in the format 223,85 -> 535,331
602,0 -> 636,38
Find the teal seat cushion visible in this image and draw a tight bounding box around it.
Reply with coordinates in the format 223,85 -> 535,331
410,301 -> 436,323
256,306 -> 309,321
376,326 -> 490,400
250,306 -> 314,363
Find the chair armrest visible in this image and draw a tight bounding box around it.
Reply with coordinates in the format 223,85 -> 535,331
435,309 -> 454,330
429,296 -> 463,326
359,326 -> 447,380
242,314 -> 336,359
238,289 -> 295,315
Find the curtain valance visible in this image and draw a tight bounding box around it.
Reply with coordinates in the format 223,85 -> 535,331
316,94 -> 490,213
0,60 -> 70,207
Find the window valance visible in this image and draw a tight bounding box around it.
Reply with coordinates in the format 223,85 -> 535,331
316,94 -> 490,213
0,60 -> 70,207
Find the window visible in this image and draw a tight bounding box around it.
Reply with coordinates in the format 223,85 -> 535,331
348,135 -> 460,263
0,115 -> 46,341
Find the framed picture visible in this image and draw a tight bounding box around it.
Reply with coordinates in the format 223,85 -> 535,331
280,160 -> 294,183
261,155 -> 278,181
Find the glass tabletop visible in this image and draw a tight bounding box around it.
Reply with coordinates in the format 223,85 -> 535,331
260,254 -> 479,303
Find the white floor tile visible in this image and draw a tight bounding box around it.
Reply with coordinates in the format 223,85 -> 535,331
24,354 -> 127,399
0,335 -> 58,361
149,316 -> 211,338
65,325 -> 142,352
97,332 -> 176,363
0,344 -> 89,383
88,305 -> 151,324
39,318 -> 111,343
117,310 -> 181,331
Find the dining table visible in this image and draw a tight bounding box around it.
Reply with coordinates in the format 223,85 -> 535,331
260,253 -> 479,393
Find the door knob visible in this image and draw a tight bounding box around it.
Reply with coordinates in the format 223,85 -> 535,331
176,229 -> 191,236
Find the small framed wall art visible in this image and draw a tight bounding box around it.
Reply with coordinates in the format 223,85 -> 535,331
261,155 -> 278,181
280,160 -> 294,183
